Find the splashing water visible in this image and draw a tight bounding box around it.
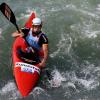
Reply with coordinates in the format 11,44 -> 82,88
49,69 -> 66,87
0,81 -> 21,100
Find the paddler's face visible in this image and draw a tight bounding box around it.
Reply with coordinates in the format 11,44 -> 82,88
32,25 -> 42,33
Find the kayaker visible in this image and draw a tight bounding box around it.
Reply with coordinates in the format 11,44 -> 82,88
12,17 -> 48,68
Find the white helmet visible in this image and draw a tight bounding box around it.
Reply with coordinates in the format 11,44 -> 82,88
32,18 -> 42,25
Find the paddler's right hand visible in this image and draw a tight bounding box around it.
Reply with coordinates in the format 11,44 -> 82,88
12,30 -> 24,37
20,32 -> 24,37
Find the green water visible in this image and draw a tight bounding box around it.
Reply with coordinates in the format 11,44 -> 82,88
0,0 -> 100,100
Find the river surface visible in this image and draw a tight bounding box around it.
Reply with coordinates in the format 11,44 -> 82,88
0,0 -> 100,100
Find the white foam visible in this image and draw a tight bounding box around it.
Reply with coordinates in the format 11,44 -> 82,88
96,4 -> 100,11
0,81 -> 21,100
0,82 -> 16,94
50,34 -> 72,58
49,69 -> 66,87
86,31 -> 99,38
65,4 -> 100,19
31,87 -> 50,98
66,82 -> 76,89
48,4 -> 99,19
71,64 -> 100,91
77,79 -> 99,90
0,82 -> 50,100
50,67 -> 100,91
70,21 -> 100,39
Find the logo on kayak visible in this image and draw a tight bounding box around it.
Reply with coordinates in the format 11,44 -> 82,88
21,66 -> 35,73
15,62 -> 40,74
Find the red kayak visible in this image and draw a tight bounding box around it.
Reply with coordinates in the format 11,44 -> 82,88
12,12 -> 42,97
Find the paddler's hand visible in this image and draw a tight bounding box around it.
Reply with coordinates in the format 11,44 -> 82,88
19,32 -> 24,37
39,61 -> 46,68
12,30 -> 24,37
